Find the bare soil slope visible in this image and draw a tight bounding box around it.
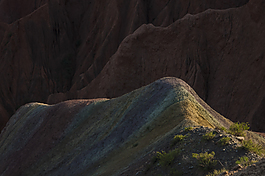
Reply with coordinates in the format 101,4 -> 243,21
0,77 -> 235,176
0,78 -> 264,176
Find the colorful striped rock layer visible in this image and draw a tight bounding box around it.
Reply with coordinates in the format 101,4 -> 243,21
0,77 -> 232,175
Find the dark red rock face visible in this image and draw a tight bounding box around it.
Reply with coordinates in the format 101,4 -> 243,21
0,0 -> 48,24
0,3 -> 75,130
2,0 -> 265,133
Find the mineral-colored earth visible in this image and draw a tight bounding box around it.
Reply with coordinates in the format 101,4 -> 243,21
0,78 -> 264,176
2,0 -> 264,134
0,77 -> 232,175
1,0 -> 265,175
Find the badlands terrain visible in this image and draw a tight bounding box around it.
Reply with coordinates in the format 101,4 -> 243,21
0,78 -> 264,175
0,0 -> 265,133
0,0 -> 265,175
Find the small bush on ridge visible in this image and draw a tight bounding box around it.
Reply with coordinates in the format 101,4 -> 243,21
239,139 -> 264,156
235,156 -> 257,167
192,151 -> 217,170
206,168 -> 227,176
228,122 -> 249,136
171,134 -> 186,147
216,126 -> 228,133
156,148 -> 180,167
203,131 -> 216,141
218,137 -> 231,146
184,127 -> 193,132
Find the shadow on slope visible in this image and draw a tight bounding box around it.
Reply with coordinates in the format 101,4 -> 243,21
0,77 -> 232,175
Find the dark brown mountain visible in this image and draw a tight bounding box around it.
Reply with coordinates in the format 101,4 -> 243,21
0,0 -> 47,24
1,0 -> 264,133
50,0 -> 265,133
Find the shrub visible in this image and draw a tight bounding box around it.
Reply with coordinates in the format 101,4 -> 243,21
216,126 -> 227,133
184,127 -> 193,132
156,149 -> 180,167
235,156 -> 257,167
220,127 -> 228,132
206,168 -> 227,176
228,122 -> 249,136
171,134 -> 186,147
192,151 -> 217,170
239,139 -> 264,156
203,131 -> 216,141
218,137 -> 231,146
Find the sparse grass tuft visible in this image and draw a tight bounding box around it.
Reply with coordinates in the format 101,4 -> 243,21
218,137 -> 231,146
184,127 -> 193,132
206,168 -> 227,176
171,134 -> 186,147
203,131 -> 216,141
156,148 -> 180,167
192,151 -> 217,170
228,122 -> 249,136
235,156 -> 257,167
215,126 -> 228,133
220,127 -> 228,132
239,139 -> 264,156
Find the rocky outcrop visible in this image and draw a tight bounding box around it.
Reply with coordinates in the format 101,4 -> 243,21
232,159 -> 265,176
122,127 -> 265,176
0,0 -> 250,130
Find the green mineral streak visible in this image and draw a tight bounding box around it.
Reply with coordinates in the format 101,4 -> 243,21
85,87 -> 223,175
0,103 -> 48,155
3,79 -> 232,176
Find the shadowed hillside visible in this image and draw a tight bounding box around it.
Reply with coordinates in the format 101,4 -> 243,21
1,78 -> 265,175
0,0 -> 252,131
0,77 -> 235,176
48,0 -> 265,133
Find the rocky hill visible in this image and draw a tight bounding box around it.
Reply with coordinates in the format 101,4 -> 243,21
2,0 -> 264,133
59,0 -> 265,134
0,77 -> 264,176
